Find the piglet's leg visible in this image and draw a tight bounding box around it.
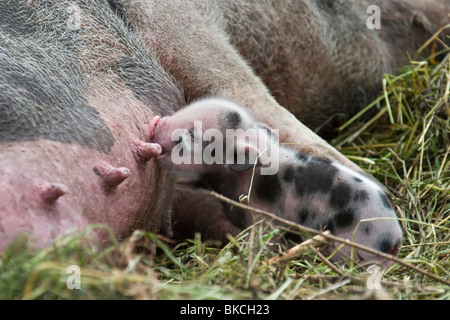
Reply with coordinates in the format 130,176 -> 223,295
172,185 -> 242,245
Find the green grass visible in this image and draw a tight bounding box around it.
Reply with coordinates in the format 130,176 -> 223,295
1,44 -> 449,300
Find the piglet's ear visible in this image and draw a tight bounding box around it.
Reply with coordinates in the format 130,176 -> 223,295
227,141 -> 262,172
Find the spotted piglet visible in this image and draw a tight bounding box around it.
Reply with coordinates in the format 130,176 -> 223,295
149,98 -> 403,266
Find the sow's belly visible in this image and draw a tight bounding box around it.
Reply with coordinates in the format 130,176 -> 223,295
0,77 -> 180,250
0,0 -> 184,250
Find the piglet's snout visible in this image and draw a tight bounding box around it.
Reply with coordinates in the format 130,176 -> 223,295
376,234 -> 401,256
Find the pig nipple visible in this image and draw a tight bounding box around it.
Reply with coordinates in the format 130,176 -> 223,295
37,182 -> 68,203
129,134 -> 162,163
93,161 -> 130,191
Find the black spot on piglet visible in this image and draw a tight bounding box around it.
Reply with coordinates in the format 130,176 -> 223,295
294,160 -> 338,196
379,191 -> 393,209
353,176 -> 362,183
353,190 -> 369,202
316,220 -> 335,233
295,152 -> 309,162
335,208 -> 356,228
297,207 -> 310,224
283,165 -> 295,183
255,174 -> 281,203
330,183 -> 352,209
223,111 -> 242,129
